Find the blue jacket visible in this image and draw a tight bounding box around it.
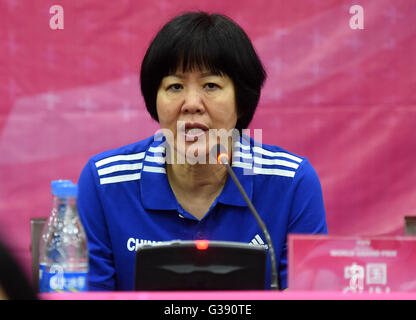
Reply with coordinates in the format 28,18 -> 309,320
77,134 -> 328,291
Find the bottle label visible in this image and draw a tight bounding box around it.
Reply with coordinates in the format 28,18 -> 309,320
39,264 -> 88,293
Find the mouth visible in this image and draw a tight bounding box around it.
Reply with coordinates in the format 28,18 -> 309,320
183,122 -> 209,141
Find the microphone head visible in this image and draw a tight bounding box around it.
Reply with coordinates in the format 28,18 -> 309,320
211,144 -> 229,164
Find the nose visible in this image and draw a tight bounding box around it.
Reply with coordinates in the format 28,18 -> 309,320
181,89 -> 205,115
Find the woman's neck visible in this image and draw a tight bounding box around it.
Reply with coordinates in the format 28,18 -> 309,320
166,162 -> 228,219
167,162 -> 228,197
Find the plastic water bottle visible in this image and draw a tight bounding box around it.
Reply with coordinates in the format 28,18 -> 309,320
38,180 -> 88,293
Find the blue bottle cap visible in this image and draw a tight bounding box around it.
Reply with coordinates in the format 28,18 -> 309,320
51,180 -> 78,198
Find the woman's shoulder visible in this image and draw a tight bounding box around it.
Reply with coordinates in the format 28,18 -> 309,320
238,135 -> 317,181
242,135 -> 306,164
89,135 -> 157,165
253,141 -> 305,163
81,135 -> 161,186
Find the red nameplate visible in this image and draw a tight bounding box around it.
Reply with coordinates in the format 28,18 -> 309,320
288,234 -> 416,293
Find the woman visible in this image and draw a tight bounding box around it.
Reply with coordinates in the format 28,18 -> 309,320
77,11 -> 327,291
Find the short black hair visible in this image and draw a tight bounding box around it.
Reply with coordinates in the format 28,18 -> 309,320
140,11 -> 266,131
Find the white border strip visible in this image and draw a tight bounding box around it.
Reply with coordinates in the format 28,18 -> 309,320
232,161 -> 252,170
97,163 -> 143,176
233,151 -> 253,160
252,147 -> 302,163
95,152 -> 145,168
253,156 -> 299,169
253,167 -> 296,177
142,166 -> 166,174
145,156 -> 165,164
148,146 -> 165,153
234,141 -> 251,151
100,173 -> 141,185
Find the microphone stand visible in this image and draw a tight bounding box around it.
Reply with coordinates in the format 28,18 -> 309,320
218,154 -> 280,290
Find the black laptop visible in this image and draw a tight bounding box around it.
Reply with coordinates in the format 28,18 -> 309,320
134,240 -> 267,290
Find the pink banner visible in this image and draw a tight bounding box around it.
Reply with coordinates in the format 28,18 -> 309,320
39,290 -> 416,300
1,0 -> 415,281
289,234 -> 416,292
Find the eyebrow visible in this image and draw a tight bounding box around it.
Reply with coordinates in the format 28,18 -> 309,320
201,72 -> 221,78
167,72 -> 222,79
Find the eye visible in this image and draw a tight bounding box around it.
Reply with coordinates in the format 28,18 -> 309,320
167,83 -> 183,92
204,83 -> 220,91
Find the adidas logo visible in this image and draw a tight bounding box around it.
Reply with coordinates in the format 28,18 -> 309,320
250,234 -> 268,249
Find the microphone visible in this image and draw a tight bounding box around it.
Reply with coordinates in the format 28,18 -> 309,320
213,144 -> 279,290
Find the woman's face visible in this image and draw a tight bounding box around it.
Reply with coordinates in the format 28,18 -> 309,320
156,68 -> 238,164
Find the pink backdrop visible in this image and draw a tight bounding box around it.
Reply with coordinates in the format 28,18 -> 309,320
1,0 -> 415,281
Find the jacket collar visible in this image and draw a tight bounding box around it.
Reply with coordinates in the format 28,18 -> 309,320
140,134 -> 254,211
